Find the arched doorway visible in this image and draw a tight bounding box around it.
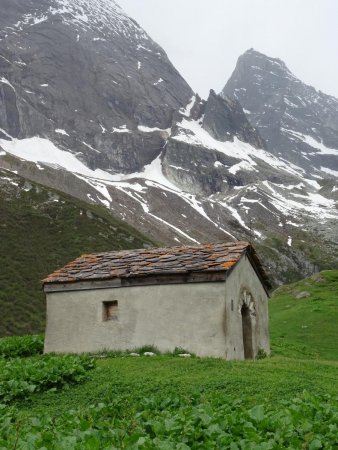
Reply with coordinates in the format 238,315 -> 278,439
240,290 -> 255,359
241,303 -> 253,359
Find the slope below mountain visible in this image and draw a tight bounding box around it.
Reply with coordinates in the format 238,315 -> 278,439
0,168 -> 155,336
2,101 -> 337,287
221,49 -> 338,177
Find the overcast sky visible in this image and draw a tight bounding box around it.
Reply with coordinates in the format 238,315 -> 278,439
118,0 -> 338,99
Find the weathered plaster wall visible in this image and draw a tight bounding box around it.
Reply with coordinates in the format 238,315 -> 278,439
44,281 -> 228,357
44,255 -> 270,359
223,256 -> 270,359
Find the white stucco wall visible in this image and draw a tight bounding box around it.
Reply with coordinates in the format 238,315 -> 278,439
44,281 -> 228,357
44,255 -> 269,359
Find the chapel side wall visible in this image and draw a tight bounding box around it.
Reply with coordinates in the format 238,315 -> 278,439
44,281 -> 228,357
223,256 -> 270,360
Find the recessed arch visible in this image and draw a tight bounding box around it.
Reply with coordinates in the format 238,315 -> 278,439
241,303 -> 253,359
240,289 -> 255,359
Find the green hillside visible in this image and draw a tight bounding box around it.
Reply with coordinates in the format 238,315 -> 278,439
0,169 -> 155,336
269,270 -> 338,360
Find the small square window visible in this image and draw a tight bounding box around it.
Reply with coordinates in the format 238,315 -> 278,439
103,300 -> 118,321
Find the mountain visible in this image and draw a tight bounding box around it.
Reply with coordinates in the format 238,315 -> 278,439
0,0 -> 192,173
0,167 -> 154,336
221,48 -> 338,177
0,2 -> 337,292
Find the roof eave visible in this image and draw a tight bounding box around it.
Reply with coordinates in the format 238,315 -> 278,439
43,269 -> 231,293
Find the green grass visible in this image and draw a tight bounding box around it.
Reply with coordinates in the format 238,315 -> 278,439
17,356 -> 338,416
2,356 -> 337,449
269,270 -> 338,360
0,170 -> 155,337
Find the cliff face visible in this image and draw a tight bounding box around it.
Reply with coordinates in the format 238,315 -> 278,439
203,90 -> 265,149
0,0 -> 193,172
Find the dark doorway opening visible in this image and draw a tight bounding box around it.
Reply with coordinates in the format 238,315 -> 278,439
241,304 -> 253,359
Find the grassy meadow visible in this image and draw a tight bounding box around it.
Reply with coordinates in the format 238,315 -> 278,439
0,271 -> 337,448
269,270 -> 338,360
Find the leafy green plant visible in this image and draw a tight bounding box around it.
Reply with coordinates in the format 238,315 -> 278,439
0,355 -> 94,403
255,348 -> 268,360
0,335 -> 44,358
0,391 -> 336,448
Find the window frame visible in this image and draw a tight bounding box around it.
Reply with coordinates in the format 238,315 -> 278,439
102,300 -> 118,321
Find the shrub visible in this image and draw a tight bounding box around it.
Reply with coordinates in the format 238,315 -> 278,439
255,348 -> 268,360
0,355 -> 95,403
0,335 -> 44,358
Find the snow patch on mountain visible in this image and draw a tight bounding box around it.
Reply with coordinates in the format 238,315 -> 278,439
179,96 -> 196,117
49,0 -> 152,43
229,160 -> 257,175
0,135 -> 236,238
321,167 -> 338,178
173,118 -> 304,178
3,0 -> 155,52
283,129 -> 338,156
114,184 -> 200,244
0,137 -> 105,177
262,181 -> 336,220
138,125 -> 171,134
55,129 -> 69,136
112,126 -> 131,133
0,77 -> 15,90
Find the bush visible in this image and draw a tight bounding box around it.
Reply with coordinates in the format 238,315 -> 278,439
0,355 -> 95,403
0,335 -> 44,358
255,348 -> 268,360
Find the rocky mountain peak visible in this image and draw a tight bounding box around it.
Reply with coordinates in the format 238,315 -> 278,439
222,49 -> 299,116
238,48 -> 294,78
222,49 -> 338,177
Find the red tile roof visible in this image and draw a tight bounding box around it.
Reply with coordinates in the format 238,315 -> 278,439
43,241 -> 270,290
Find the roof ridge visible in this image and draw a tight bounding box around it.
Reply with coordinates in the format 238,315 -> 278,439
79,240 -> 250,258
